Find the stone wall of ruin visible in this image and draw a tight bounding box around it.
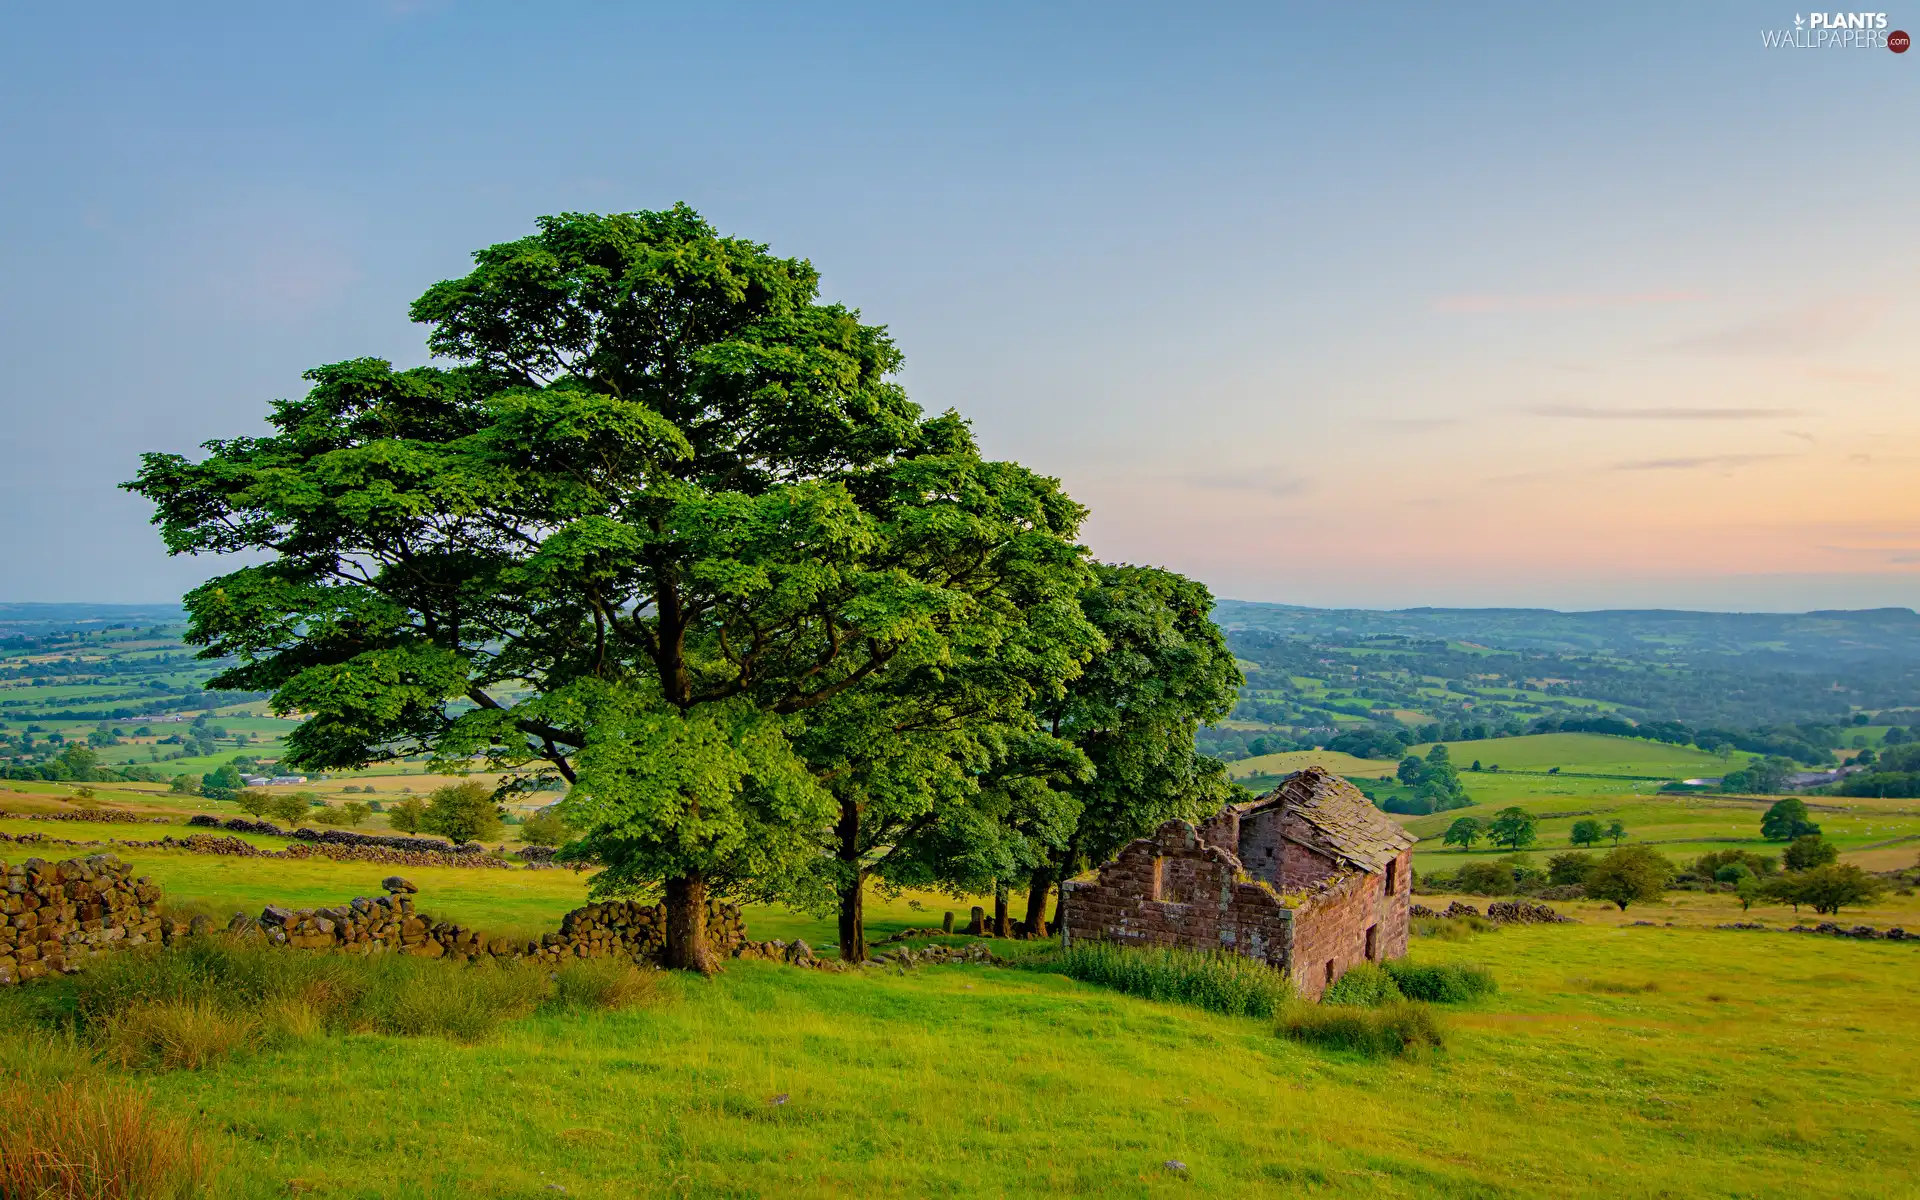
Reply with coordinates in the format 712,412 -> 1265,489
1059,821 -> 1295,966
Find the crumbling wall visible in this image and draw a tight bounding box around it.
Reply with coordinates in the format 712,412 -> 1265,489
0,854 -> 161,984
1060,821 -> 1295,966
0,854 -> 754,984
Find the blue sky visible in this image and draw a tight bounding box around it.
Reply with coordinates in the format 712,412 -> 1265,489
1,2 -> 1914,609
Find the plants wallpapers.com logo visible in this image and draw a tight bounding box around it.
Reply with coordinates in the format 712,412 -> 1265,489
1761,11 -> 1909,48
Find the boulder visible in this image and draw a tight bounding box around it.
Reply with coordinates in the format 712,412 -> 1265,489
382,876 -> 418,894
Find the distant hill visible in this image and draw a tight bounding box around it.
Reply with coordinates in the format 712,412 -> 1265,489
1213,601 -> 1920,665
0,602 -> 190,638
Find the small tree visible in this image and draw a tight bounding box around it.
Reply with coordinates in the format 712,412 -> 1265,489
1604,820 -> 1628,847
1782,834 -> 1838,871
1569,819 -> 1603,848
341,801 -> 371,827
519,808 -> 567,848
169,774 -> 201,794
311,805 -> 349,827
421,780 -> 505,844
1443,817 -> 1483,851
1789,864 -> 1885,915
1760,797 -> 1821,841
387,796 -> 426,834
235,790 -> 273,819
1456,859 -> 1516,896
1735,876 -> 1761,911
266,793 -> 310,828
1487,806 -> 1537,851
1546,851 -> 1595,886
1584,845 -> 1672,911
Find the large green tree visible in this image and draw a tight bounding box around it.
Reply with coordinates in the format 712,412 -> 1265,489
1004,565 -> 1242,936
128,206 -> 1092,972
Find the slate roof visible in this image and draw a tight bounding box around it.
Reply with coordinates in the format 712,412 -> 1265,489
1240,766 -> 1416,874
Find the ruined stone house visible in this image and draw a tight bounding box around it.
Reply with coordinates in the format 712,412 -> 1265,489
1059,767 -> 1415,1000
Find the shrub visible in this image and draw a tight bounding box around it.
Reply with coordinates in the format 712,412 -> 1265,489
1456,860 -> 1516,896
1692,848 -> 1777,879
1546,851 -> 1595,886
386,796 -> 426,833
1782,834 -> 1837,871
519,808 -> 568,848
1045,941 -> 1294,1018
1279,999 -> 1444,1058
0,1077 -> 206,1199
1383,960 -> 1497,1003
1584,845 -> 1673,911
421,781 -> 506,843
1321,963 -> 1403,1007
265,794 -> 309,828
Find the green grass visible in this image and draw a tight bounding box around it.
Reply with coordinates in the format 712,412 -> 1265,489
4,918 -> 1918,1197
1418,732 -> 1737,776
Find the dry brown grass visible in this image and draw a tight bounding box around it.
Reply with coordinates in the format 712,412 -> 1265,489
0,1077 -> 205,1199
95,1000 -> 259,1072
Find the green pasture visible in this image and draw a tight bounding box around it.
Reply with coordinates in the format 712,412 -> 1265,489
1403,774 -> 1920,871
8,907 -> 1920,1196
1418,732 -> 1736,776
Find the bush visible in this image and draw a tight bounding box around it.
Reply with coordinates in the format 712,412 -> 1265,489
386,796 -> 426,833
1783,834 -> 1837,871
519,808 -> 568,848
1456,860 -> 1516,896
1044,941 -> 1294,1018
1321,963 -> 1403,1007
1279,999 -> 1445,1058
0,1077 -> 206,1199
1546,851 -> 1595,886
1584,845 -> 1673,911
421,781 -> 504,843
1382,960 -> 1497,1003
1411,914 -> 1498,940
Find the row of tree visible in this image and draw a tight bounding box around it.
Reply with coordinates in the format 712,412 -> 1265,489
129,208 -> 1245,971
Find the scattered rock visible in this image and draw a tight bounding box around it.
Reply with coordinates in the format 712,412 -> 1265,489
381,876 -> 418,894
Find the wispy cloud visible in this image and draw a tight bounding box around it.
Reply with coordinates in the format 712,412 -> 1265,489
1525,404 -> 1800,420
1666,297 -> 1887,356
1608,454 -> 1794,472
1782,430 -> 1816,443
1434,291 -> 1704,314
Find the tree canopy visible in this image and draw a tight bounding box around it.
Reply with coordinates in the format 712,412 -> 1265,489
128,206 -> 1102,971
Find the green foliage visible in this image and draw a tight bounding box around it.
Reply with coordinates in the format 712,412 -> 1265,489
233,790 -> 271,820
421,780 -> 506,844
168,774 -> 200,795
1761,797 -> 1821,841
1569,818 -> 1603,847
1321,963 -> 1403,1007
1381,959 -> 1498,1003
265,794 -> 309,828
1279,999 -> 1445,1058
1487,805 -> 1537,851
1781,834 -> 1837,871
1456,860 -> 1516,896
1583,845 -> 1672,911
386,796 -> 426,834
1771,864 -> 1886,915
1043,941 -> 1294,1019
518,808 -> 567,848
1442,817 -> 1482,850
1692,848 -> 1777,879
1546,851 -> 1595,886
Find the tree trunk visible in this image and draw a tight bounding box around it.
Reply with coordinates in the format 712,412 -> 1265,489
663,870 -> 716,975
1022,871 -> 1051,939
835,796 -> 866,962
992,880 -> 1010,938
838,870 -> 867,963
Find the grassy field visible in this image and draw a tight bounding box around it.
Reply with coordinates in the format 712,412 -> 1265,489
5,888 -> 1919,1197
1413,732 -> 1736,777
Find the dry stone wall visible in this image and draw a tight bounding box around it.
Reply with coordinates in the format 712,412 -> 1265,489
0,854 -> 162,985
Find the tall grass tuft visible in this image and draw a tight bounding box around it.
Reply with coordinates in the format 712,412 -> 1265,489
1321,963 -> 1403,1007
1044,941 -> 1294,1018
40,936 -> 665,1068
1279,999 -> 1446,1058
547,960 -> 665,1013
1382,960 -> 1498,1003
0,1077 -> 206,1199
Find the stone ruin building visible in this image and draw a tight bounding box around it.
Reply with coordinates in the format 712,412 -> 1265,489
1059,767 -> 1415,1000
